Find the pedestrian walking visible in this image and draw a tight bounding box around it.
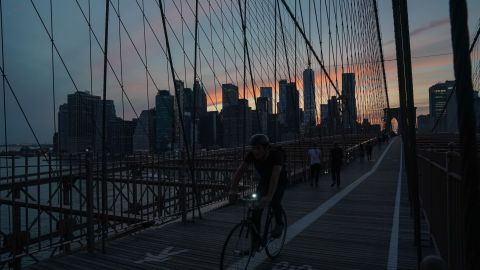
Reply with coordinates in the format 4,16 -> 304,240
359,143 -> 365,161
330,142 -> 343,188
307,143 -> 322,187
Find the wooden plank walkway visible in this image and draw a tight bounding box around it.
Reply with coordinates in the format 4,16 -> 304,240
27,138 -> 419,270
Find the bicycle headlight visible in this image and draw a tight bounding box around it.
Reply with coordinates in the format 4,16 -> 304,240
252,193 -> 257,199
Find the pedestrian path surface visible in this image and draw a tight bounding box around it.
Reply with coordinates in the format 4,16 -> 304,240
27,138 -> 418,270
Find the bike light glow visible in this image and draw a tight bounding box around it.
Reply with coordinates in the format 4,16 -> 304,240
252,193 -> 257,198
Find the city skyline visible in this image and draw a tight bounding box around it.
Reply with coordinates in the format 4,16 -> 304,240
1,0 -> 479,143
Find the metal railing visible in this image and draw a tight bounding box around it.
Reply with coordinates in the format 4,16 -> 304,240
416,149 -> 472,270
0,133 -> 380,269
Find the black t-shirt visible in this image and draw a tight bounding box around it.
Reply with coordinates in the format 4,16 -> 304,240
244,148 -> 288,188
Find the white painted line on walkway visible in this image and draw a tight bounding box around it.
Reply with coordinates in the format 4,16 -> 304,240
227,138 -> 397,270
387,145 -> 403,270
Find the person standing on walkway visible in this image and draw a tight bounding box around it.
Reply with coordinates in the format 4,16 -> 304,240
366,141 -> 373,161
359,143 -> 365,161
330,142 -> 343,188
307,143 -> 322,187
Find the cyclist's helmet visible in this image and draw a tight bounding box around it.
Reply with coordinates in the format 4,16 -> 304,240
249,134 -> 270,146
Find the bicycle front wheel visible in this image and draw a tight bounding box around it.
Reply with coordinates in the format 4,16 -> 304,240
220,222 -> 254,270
265,208 -> 287,259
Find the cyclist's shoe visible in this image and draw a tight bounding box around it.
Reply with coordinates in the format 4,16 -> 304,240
270,224 -> 284,238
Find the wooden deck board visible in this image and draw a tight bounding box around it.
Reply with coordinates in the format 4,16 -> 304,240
26,139 -> 420,270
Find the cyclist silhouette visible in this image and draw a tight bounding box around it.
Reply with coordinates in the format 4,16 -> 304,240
229,134 -> 287,246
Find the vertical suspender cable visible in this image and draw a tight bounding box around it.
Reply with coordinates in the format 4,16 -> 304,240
238,0 -> 262,135
372,0 -> 390,131
274,0 -> 277,142
192,0 -> 202,220
159,0 -> 201,222
49,0 -> 57,158
0,0 -> 7,177
117,0 -> 125,153
101,0 -> 110,254
277,0 -> 291,83
88,0 -> 93,95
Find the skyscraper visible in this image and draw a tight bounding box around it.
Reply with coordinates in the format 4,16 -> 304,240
222,83 -> 239,109
133,109 -> 156,152
57,104 -> 69,153
108,117 -> 136,154
278,80 -> 287,124
303,68 -> 316,127
429,80 -> 455,121
285,82 -> 300,133
256,97 -> 269,113
327,96 -> 340,135
156,90 -> 174,151
222,99 -> 251,147
199,111 -> 219,148
260,86 -> 273,114
320,104 -> 329,123
183,88 -> 193,115
342,73 -> 357,129
254,97 -> 269,133
194,80 -> 208,117
66,91 -> 100,153
174,80 -> 185,149
94,100 -> 116,151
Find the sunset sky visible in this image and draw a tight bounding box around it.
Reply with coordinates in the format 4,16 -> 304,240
1,0 -> 479,144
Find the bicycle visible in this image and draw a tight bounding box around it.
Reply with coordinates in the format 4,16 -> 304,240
220,193 -> 287,270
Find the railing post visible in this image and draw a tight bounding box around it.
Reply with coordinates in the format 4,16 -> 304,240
10,155 -> 22,270
180,152 -> 187,222
445,150 -> 452,267
86,151 -> 94,253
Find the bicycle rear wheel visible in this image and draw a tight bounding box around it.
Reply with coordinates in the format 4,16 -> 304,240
265,208 -> 287,259
220,222 -> 254,270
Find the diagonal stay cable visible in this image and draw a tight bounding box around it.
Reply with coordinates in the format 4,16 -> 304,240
0,65 -> 46,160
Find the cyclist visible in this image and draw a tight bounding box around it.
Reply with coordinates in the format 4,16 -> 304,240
229,134 -> 287,245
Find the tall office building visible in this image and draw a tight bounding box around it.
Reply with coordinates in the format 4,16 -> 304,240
341,73 -> 357,129
65,91 -> 100,153
429,80 -> 455,120
256,97 -> 269,113
57,104 -> 69,153
260,86 -> 273,114
327,96 -> 340,135
278,80 -> 287,124
94,100 -> 116,151
133,109 -> 156,152
428,80 -> 458,132
156,90 -> 174,152
320,104 -> 329,123
285,82 -> 300,133
173,80 -> 185,149
303,68 -> 316,127
108,117 -> 137,154
199,111 -> 219,148
194,80 -> 208,117
254,97 -> 269,133
183,88 -> 193,115
222,99 -> 251,147
222,83 -> 239,109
